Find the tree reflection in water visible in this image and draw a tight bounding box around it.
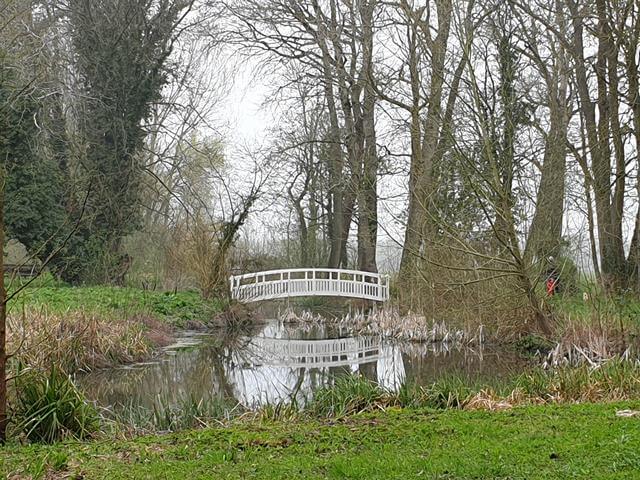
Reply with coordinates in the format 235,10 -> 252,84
77,321 -> 528,410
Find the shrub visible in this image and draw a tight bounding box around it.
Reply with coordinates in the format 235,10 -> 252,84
12,368 -> 99,443
258,401 -> 299,422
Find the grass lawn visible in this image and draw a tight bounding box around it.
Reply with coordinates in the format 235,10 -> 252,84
3,402 -> 640,479
7,282 -> 224,327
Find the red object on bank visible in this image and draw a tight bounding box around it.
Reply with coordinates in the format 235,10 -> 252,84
546,278 -> 557,296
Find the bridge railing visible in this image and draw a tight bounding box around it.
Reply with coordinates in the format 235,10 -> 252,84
230,268 -> 389,303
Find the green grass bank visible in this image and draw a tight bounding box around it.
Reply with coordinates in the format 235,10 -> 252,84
2,402 -> 640,479
9,281 -> 225,328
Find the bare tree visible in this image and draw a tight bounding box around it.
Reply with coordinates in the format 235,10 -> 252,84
223,0 -> 382,271
373,0 -> 475,283
516,0 -> 571,265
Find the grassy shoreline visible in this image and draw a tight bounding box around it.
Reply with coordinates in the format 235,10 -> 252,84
2,402 -> 640,479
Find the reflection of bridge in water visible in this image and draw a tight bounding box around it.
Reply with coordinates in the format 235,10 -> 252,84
77,322 -> 511,413
229,332 -> 405,407
245,336 -> 382,368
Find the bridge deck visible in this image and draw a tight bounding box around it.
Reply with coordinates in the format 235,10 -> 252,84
230,268 -> 389,303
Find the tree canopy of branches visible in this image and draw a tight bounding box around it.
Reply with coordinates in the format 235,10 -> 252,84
221,0 -> 640,327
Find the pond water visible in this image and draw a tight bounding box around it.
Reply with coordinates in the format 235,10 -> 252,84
77,319 -> 530,410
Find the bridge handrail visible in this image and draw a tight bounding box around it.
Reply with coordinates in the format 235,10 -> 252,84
245,335 -> 383,368
231,267 -> 387,283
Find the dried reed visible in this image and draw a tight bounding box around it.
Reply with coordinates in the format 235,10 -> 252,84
7,309 -> 171,374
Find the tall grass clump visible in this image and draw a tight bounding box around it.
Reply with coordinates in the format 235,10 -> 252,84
11,368 -> 99,443
108,394 -> 240,433
420,376 -> 474,409
257,401 -> 300,422
515,360 -> 640,402
396,377 -> 479,409
308,375 -> 389,417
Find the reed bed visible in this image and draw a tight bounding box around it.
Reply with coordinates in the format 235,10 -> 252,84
280,302 -> 640,366
344,308 -> 485,344
7,309 -> 172,374
278,306 -> 485,345
279,307 -> 328,324
301,360 -> 640,418
540,318 -> 637,365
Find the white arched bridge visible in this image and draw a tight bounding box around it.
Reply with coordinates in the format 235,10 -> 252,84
230,268 -> 389,303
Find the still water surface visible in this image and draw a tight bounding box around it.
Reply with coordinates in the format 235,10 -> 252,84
77,320 -> 528,410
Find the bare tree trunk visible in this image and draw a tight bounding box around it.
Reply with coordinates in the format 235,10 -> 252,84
0,166 -> 6,443
572,137 -> 602,282
399,0 -> 454,280
313,1 -> 346,268
523,1 -> 570,263
356,0 -> 378,272
526,101 -> 569,261
293,196 -> 309,265
567,0 -> 626,290
623,7 -> 640,286
339,192 -> 355,267
308,171 -> 319,266
397,14 -> 423,278
493,24 -> 518,248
